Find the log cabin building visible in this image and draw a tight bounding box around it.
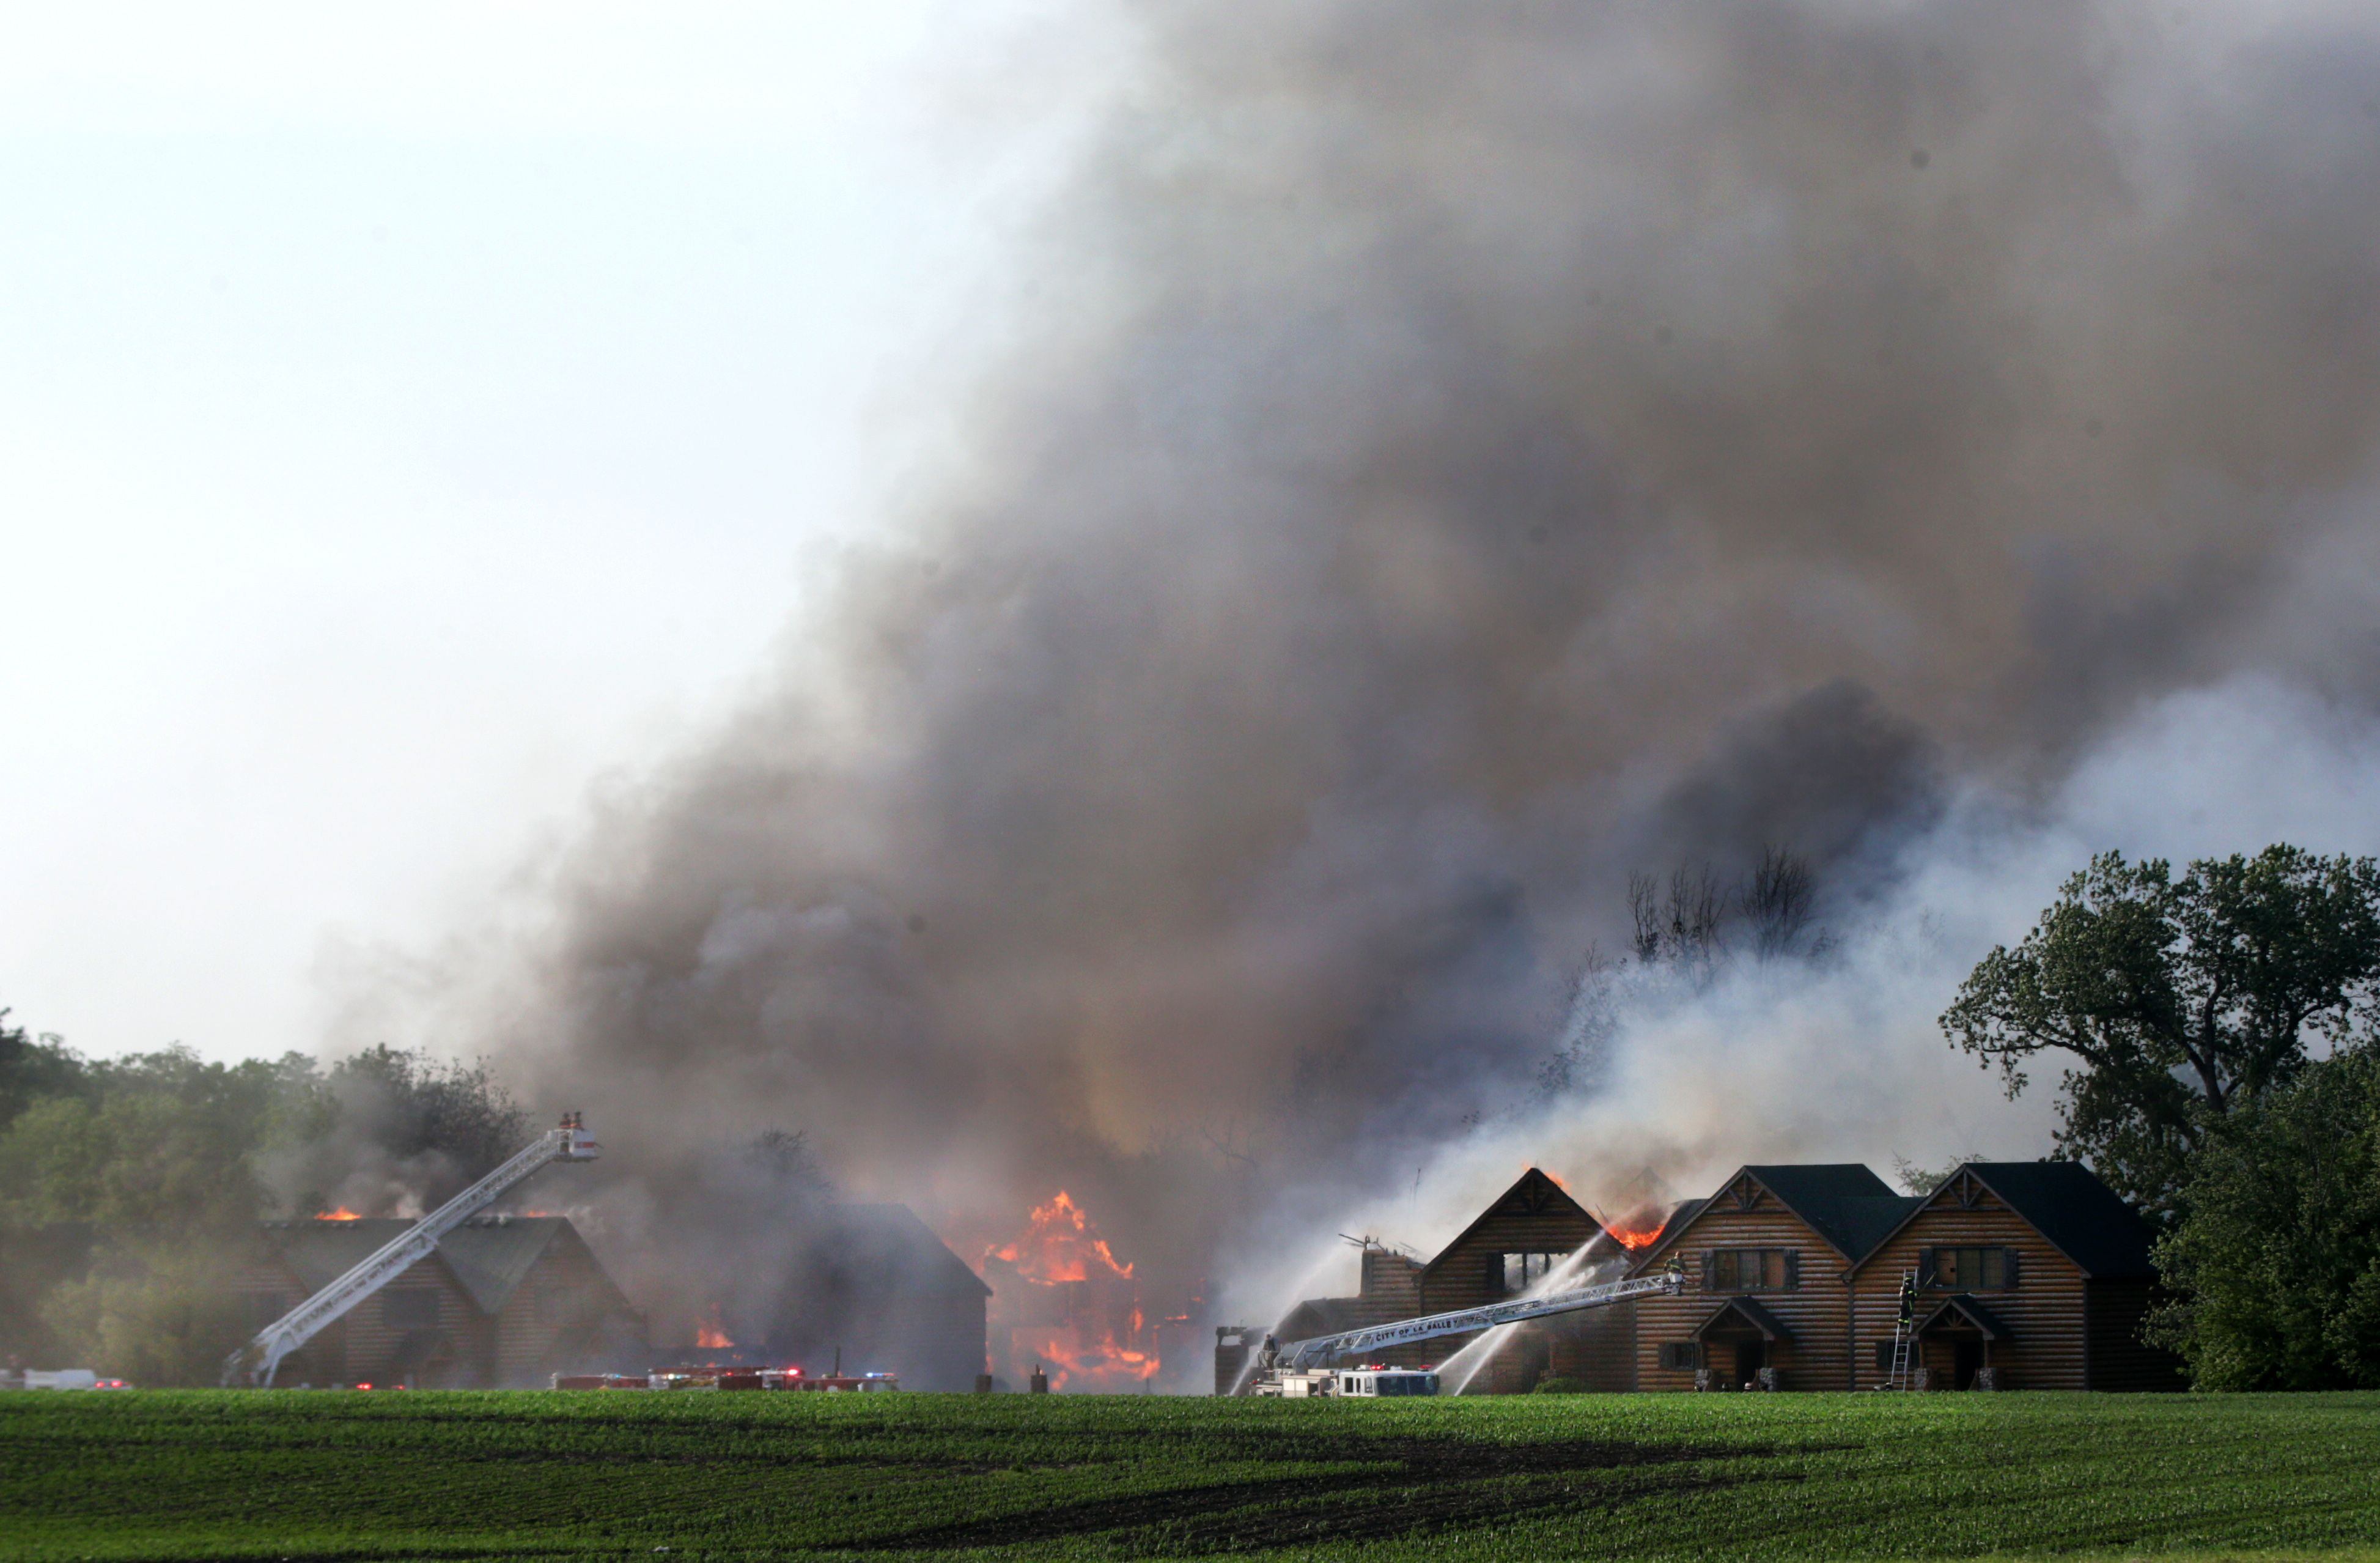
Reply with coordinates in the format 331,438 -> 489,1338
1841,1161 -> 2183,1392
1245,1169 -> 1655,1394
1234,1159 -> 2181,1394
1628,1163 -> 1923,1392
1409,1167 -> 1637,1394
233,1215 -> 644,1388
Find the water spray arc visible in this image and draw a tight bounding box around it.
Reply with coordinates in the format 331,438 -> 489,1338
1238,1260 -> 1682,1395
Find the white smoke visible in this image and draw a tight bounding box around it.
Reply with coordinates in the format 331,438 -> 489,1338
1217,663 -> 2380,1331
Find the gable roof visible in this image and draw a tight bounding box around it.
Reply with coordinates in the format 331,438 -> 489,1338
1422,1168 -> 1593,1277
826,1204 -> 993,1298
1966,1162 -> 2158,1279
1855,1161 -> 2157,1280
1631,1165 -> 1921,1269
438,1219 -> 570,1314
1690,1295 -> 1794,1342
1915,1293 -> 2016,1340
258,1216 -> 589,1315
1744,1166 -> 1921,1257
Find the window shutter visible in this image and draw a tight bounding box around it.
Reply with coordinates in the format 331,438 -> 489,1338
1700,1252 -> 1715,1291
2001,1247 -> 2019,1290
1783,1251 -> 1801,1291
1917,1247 -> 1937,1288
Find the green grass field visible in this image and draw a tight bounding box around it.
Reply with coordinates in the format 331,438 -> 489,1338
2,1390 -> 2377,1563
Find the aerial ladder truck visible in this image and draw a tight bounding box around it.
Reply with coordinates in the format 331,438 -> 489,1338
1237,1259 -> 1683,1395
221,1112 -> 601,1387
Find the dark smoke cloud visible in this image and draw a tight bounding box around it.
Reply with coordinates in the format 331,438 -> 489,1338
405,1 -> 2380,1356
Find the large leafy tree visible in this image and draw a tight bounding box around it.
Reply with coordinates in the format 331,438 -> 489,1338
0,1010 -> 89,1132
2150,1044 -> 2380,1389
1940,845 -> 2380,1218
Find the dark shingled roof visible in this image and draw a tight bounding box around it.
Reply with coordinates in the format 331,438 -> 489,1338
1831,1195 -> 1932,1259
441,1221 -> 571,1314
1741,1166 -> 1925,1260
260,1216 -> 577,1314
1635,1160 -> 2160,1278
1845,1159 -> 2161,1280
1959,1162 -> 2157,1279
827,1205 -> 993,1298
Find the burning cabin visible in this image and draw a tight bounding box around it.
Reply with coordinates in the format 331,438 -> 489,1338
705,1203 -> 991,1392
234,1215 -> 644,1388
1232,1159 -> 2181,1394
1233,1169 -> 1657,1395
982,1191 -> 1168,1391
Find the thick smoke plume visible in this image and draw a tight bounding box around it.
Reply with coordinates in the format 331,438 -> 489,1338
372,1 -> 2380,1370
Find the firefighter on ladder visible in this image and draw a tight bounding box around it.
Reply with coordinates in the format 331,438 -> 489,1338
1884,1269 -> 1918,1389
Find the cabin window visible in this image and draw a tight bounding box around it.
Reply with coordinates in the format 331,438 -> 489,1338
1704,1249 -> 1797,1291
1498,1252 -> 1563,1294
1928,1247 -> 2016,1290
1658,1342 -> 1703,1370
383,1290 -> 440,1329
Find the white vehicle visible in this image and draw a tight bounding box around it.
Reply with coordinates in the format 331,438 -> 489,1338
1253,1366 -> 1443,1398
1335,1368 -> 1439,1397
1256,1370 -> 1339,1399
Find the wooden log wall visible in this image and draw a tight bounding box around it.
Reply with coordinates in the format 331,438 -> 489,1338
232,1249 -> 487,1386
1420,1210 -> 1597,1314
488,1227 -> 636,1386
1549,1296 -> 1637,1391
1633,1192 -> 1853,1392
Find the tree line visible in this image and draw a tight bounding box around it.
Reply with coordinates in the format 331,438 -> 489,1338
0,1029 -> 526,1384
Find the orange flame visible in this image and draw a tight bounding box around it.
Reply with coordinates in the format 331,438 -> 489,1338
985,1191 -> 1158,1391
1600,1207 -> 1668,1251
695,1306 -> 733,1351
314,1208 -> 363,1221
986,1191 -> 1135,1284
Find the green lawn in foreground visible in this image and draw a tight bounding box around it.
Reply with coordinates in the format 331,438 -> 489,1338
1,1390 -> 2376,1562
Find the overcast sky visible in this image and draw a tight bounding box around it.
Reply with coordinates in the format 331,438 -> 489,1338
0,4 -> 1113,1063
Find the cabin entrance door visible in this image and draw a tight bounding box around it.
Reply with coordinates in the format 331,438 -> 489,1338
1952,1338 -> 1984,1390
1730,1338 -> 1766,1389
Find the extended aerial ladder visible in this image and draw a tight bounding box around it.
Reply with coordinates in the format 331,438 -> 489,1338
1241,1260 -> 1683,1392
221,1112 -> 600,1387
